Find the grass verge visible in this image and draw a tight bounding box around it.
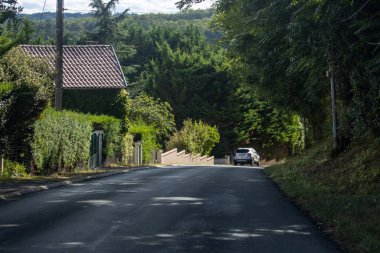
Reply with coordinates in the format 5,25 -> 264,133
265,139 -> 380,253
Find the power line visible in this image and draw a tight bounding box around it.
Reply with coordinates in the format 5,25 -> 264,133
35,0 -> 47,37
339,0 -> 371,23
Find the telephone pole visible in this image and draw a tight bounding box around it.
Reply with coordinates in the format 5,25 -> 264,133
55,0 -> 64,110
327,64 -> 339,150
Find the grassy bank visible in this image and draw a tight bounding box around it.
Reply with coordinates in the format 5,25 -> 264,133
265,138 -> 380,253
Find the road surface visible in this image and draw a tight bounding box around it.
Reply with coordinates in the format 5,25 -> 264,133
0,166 -> 340,252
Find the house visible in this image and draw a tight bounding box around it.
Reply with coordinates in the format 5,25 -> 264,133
20,45 -> 127,118
21,45 -> 128,168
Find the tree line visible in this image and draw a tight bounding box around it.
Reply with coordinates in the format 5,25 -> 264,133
178,0 -> 380,151
1,0 -> 307,176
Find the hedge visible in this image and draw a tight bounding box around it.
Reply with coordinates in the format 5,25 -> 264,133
128,122 -> 160,164
32,108 -> 122,174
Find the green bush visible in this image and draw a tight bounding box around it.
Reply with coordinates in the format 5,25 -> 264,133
125,93 -> 175,145
0,48 -> 54,163
0,83 -> 13,98
32,108 -> 122,174
32,109 -> 93,173
1,160 -> 27,178
128,122 -> 159,164
167,119 -> 220,156
121,133 -> 134,164
85,114 -> 122,159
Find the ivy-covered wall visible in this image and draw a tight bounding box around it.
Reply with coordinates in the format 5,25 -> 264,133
62,89 -> 128,120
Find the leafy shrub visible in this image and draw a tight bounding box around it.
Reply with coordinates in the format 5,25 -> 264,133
234,87 -> 305,159
32,108 -> 122,174
1,160 -> 27,178
32,109 -> 93,173
167,119 -> 220,156
125,93 -> 176,145
0,83 -> 13,142
121,133 -> 134,164
128,122 -> 160,164
0,48 -> 54,163
85,114 -> 122,159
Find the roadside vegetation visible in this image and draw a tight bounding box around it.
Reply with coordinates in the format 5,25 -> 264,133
266,138 -> 380,253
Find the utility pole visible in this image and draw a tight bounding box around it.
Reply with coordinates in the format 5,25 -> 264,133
327,64 -> 339,150
55,0 -> 64,110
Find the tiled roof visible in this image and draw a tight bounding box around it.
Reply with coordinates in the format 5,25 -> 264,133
20,45 -> 127,89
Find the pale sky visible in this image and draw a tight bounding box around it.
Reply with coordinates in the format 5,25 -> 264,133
19,0 -> 213,14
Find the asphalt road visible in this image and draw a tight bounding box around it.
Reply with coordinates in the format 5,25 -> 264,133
0,166 -> 340,253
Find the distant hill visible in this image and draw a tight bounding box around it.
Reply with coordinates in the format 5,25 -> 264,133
26,9 -> 220,45
20,12 -> 93,20
20,9 -> 213,21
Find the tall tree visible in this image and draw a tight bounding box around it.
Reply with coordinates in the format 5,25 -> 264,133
0,0 -> 31,55
0,0 -> 22,23
89,0 -> 119,43
178,0 -> 380,147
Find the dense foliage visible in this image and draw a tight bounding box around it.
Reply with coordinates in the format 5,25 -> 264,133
62,89 -> 128,120
32,108 -> 122,174
143,29 -> 231,126
0,0 -> 32,55
85,113 -> 122,159
178,0 -> 380,148
128,122 -> 159,163
32,109 -> 93,174
125,93 -> 175,145
167,119 -> 220,156
234,85 -> 304,159
8,1 -> 372,167
0,159 -> 27,178
0,48 -> 54,165
120,133 -> 133,164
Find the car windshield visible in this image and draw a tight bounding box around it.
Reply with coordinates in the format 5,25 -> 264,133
236,149 -> 249,153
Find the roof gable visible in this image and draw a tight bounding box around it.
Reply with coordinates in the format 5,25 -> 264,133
20,45 -> 127,89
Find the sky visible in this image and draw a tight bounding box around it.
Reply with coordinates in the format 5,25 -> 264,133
19,0 -> 213,14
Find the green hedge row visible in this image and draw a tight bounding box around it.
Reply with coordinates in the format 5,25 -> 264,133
128,122 -> 159,164
32,108 -> 122,174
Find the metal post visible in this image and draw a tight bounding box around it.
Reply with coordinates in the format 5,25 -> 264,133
55,0 -> 64,110
328,65 -> 339,150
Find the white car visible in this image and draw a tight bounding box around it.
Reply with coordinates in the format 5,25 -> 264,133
233,148 -> 260,166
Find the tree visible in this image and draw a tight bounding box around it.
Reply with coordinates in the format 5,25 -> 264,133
125,93 -> 176,145
167,119 -> 220,156
179,0 -> 380,147
175,0 -> 205,10
0,48 -> 54,164
88,0 -> 119,43
0,0 -> 31,56
143,26 -> 232,126
0,0 -> 22,23
234,85 -> 304,159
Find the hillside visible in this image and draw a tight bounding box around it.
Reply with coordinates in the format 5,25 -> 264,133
24,9 -> 220,44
